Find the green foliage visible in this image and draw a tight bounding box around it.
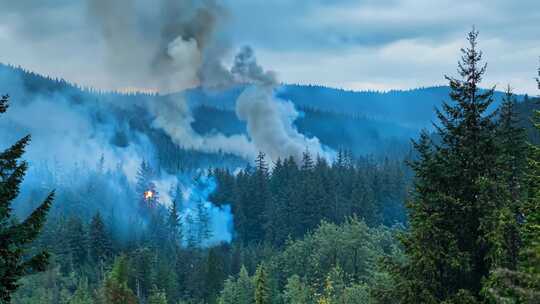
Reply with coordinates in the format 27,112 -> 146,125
103,256 -> 137,304
254,264 -> 270,304
283,275 -> 313,304
274,217 -> 399,289
0,95 -> 54,302
218,266 -> 254,304
89,212 -> 112,265
391,29 -> 527,303
69,278 -> 94,304
482,64 -> 540,304
8,56 -> 540,304
148,286 -> 167,304
212,151 -> 407,246
11,264 -> 77,304
66,216 -> 88,268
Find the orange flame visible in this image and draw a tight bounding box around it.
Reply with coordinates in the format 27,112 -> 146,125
144,190 -> 154,200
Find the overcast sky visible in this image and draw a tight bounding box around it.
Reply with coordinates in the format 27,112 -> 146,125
0,0 -> 538,94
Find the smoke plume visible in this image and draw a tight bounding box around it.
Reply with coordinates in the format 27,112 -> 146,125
86,0 -> 334,163
87,0 -> 228,92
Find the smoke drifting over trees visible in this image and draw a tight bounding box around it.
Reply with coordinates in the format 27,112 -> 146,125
87,0 -> 333,163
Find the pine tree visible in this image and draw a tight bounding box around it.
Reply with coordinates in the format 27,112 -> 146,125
298,150 -> 321,234
136,160 -> 159,211
490,87 -> 528,269
254,264 -> 270,304
283,275 -> 312,304
195,198 -> 212,246
184,211 -> 197,249
392,29 -> 513,303
484,72 -> 540,304
131,248 -> 154,299
103,255 -> 138,304
0,95 -> 54,302
206,247 -> 226,302
147,286 -> 167,304
350,173 -> 379,226
66,216 -> 88,267
89,212 -> 112,266
264,158 -> 295,246
238,266 -> 255,304
69,278 -> 93,304
248,152 -> 269,243
167,196 -> 182,248
218,266 -> 254,304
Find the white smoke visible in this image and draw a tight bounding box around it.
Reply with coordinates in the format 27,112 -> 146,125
0,93 -> 149,182
148,95 -> 257,160
147,45 -> 334,163
236,85 -> 333,162
155,173 -> 233,245
165,36 -> 202,91
86,0 -> 334,164
231,46 -> 333,162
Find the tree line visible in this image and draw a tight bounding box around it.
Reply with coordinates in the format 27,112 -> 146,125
210,150 -> 408,247
0,29 -> 539,303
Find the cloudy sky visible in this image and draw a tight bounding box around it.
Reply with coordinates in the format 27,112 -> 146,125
0,0 -> 538,94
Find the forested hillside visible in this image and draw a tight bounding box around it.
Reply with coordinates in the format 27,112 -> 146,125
1,31 -> 539,304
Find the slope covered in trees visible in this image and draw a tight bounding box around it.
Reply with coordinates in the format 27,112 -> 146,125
1,28 -> 539,304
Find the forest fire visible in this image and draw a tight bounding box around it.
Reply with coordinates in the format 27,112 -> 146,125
144,190 -> 154,201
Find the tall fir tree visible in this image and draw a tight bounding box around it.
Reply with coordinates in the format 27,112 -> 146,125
206,246 -> 226,303
66,216 -> 87,268
254,264 -> 270,304
484,65 -> 540,304
393,29 -> 516,303
249,152 -> 269,243
148,286 -> 168,304
167,192 -> 183,250
0,95 -> 54,302
103,255 -> 138,304
136,160 -> 159,211
491,87 -> 528,269
195,198 -> 212,246
89,212 -> 112,266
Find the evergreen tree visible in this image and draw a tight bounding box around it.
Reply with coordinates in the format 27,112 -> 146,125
66,216 -> 88,268
89,212 -> 112,267
195,198 -> 212,246
490,87 -> 528,270
0,94 -> 54,302
218,266 -> 254,304
136,161 -> 159,211
264,158 -> 295,246
167,195 -> 182,249
254,264 -> 270,304
69,278 -> 93,304
238,266 -> 255,304
148,286 -> 167,304
248,152 -> 269,243
484,64 -> 540,303
298,150 -> 320,235
184,211 -> 197,249
206,246 -> 226,303
103,255 -> 138,304
350,173 -> 379,226
283,275 -> 312,304
392,29 -> 514,303
153,258 -> 179,303
131,247 -> 154,299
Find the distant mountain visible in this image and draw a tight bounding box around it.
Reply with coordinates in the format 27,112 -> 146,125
0,63 -> 530,165
185,84 -> 514,130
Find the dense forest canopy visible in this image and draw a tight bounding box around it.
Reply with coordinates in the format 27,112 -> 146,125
0,2 -> 539,301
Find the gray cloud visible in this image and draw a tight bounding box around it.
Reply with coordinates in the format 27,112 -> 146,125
0,0 -> 538,93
